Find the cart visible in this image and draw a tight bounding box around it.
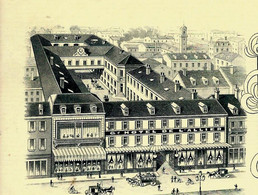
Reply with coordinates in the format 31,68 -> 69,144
126,172 -> 157,187
85,185 -> 115,195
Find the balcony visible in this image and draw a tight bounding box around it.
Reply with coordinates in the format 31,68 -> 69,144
53,138 -> 104,148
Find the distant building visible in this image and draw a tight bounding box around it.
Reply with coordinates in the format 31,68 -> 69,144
179,25 -> 188,53
133,52 -> 163,63
144,36 -> 173,43
173,70 -> 230,98
208,37 -> 232,58
24,77 -> 44,103
228,36 -> 245,56
25,102 -> 52,178
25,58 -> 38,78
126,65 -> 197,101
138,43 -> 162,52
214,52 -> 245,69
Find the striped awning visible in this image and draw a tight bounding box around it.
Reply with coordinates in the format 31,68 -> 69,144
178,143 -> 231,150
53,147 -> 106,162
151,145 -> 182,152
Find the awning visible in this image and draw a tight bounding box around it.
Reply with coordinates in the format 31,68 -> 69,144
151,145 -> 182,152
178,143 -> 231,150
53,147 -> 106,162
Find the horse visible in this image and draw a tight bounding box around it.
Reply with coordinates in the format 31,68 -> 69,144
101,186 -> 115,195
207,171 -> 217,178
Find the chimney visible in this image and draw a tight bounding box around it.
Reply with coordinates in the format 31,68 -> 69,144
175,80 -> 180,92
50,56 -> 54,66
230,66 -> 234,74
60,77 -> 65,89
38,103 -> 43,115
146,64 -> 151,75
160,72 -> 165,83
182,68 -> 187,76
214,87 -> 220,99
191,89 -> 198,99
234,85 -> 240,100
31,71 -> 34,81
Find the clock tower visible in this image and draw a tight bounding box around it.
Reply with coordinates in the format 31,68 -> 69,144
179,25 -> 188,53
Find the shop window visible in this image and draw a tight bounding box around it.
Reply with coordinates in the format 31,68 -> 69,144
162,120 -> 168,128
39,121 -> 46,131
39,138 -> 46,150
29,121 -> 36,132
149,135 -> 155,145
148,120 -> 155,129
27,139 -> 35,151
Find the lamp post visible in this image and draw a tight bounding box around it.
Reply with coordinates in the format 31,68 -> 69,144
195,171 -> 205,195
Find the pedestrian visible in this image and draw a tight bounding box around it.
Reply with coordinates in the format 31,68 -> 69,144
99,171 -> 101,178
174,176 -> 177,183
120,171 -> 123,177
233,164 -> 236,171
234,184 -> 238,191
60,173 -> 63,180
50,179 -> 53,187
162,167 -> 165,174
57,174 -> 60,180
171,176 -> 173,183
111,176 -> 114,183
176,188 -> 179,195
172,188 -> 175,194
158,184 -> 161,191
90,172 -> 92,178
87,173 -> 89,178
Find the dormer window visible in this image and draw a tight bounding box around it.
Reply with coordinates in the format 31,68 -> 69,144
194,54 -> 198,59
172,54 -> 177,59
203,54 -> 207,59
198,102 -> 208,113
228,103 -> 238,115
202,77 -> 208,85
74,105 -> 81,114
171,102 -> 181,114
212,76 -> 219,85
90,104 -> 97,113
38,104 -> 43,115
183,54 -> 187,59
54,35 -> 61,40
190,77 -> 196,86
60,105 -> 66,114
146,103 -> 155,115
121,103 -> 129,116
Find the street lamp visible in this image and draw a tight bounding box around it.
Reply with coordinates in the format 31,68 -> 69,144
195,171 -> 205,195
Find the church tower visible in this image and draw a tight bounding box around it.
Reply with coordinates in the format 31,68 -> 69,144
179,25 -> 188,53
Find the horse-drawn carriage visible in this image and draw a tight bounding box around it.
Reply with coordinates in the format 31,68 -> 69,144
85,184 -> 115,195
207,168 -> 229,178
126,172 -> 157,187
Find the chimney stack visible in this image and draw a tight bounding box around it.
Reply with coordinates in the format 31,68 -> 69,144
160,72 -> 165,83
146,64 -> 151,75
234,85 -> 240,100
175,80 -> 180,92
60,77 -> 65,89
50,56 -> 54,66
191,89 -> 198,99
214,87 -> 220,99
230,66 -> 234,74
38,103 -> 43,115
182,68 -> 187,76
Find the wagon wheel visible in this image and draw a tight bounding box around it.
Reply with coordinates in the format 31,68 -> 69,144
151,181 -> 156,186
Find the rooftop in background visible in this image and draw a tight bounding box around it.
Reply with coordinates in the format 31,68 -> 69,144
214,52 -> 242,62
217,94 -> 246,117
133,52 -> 163,59
166,52 -> 210,60
220,66 -> 246,86
142,58 -> 162,69
24,77 -> 41,88
25,102 -> 51,117
103,99 -> 227,118
177,70 -> 229,88
128,66 -> 197,100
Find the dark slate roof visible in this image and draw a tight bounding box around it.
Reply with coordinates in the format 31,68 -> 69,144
218,95 -> 246,116
177,70 -> 229,88
52,93 -> 104,114
127,66 -> 197,100
142,58 -> 162,69
24,77 -> 42,88
38,34 -> 92,43
166,52 -> 210,60
103,99 -> 227,118
220,66 -> 246,86
133,52 -> 163,59
44,46 -> 113,57
214,52 -> 241,62
84,35 -> 112,46
25,102 -> 51,117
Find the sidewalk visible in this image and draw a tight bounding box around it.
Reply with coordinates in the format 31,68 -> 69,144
26,172 -> 143,185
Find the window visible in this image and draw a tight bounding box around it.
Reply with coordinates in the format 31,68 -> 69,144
31,98 -> 34,102
25,91 -> 28,96
68,61 -> 72,66
175,119 -> 181,128
97,60 -> 101,65
36,91 -> 40,96
130,78 -> 132,85
230,136 -> 235,144
214,118 -> 220,126
28,139 -> 35,151
137,83 -> 139,90
135,121 -> 141,129
188,119 -> 194,127
109,137 -> 115,147
91,60 -> 94,65
186,63 -> 188,67
39,121 -> 46,131
239,121 -> 243,128
120,70 -> 124,77
135,136 -> 142,145
108,122 -> 115,130
122,136 -> 129,146
231,122 -> 235,128
239,135 -> 244,143
64,44 -> 68,46
180,63 -> 182,67
122,121 -> 128,130
31,91 -> 34,95
214,133 -> 220,142
120,84 -> 123,93
76,61 -> 79,66
39,139 -> 46,150
141,86 -> 144,93
114,68 -> 117,74
162,134 -> 168,144
162,120 -> 168,128
145,89 -> 148,97
148,120 -> 155,129
174,63 -> 176,68
198,63 -> 200,67
188,134 -> 194,143
29,121 -> 35,132
150,93 -> 153,100
201,118 -> 207,127
192,63 -> 194,67
149,135 -> 155,145
201,133 -> 207,143
175,134 -> 181,144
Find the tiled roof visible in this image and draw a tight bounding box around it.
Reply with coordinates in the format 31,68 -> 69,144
214,52 -> 241,62
218,94 -> 246,116
44,46 -> 113,57
166,52 -> 210,61
103,99 -> 227,118
25,102 -> 51,117
177,70 -> 229,88
220,66 -> 246,86
127,66 -> 197,100
24,77 -> 42,88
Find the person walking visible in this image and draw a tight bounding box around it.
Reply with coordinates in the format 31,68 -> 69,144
99,171 -> 101,178
111,176 -> 114,183
171,176 -> 173,183
174,176 -> 177,183
233,164 -> 236,171
158,184 -> 161,191
176,188 -> 179,195
234,184 -> 238,191
90,172 -> 92,178
60,173 -> 63,180
57,174 -> 60,180
50,179 -> 53,187
87,173 -> 89,178
162,167 -> 166,174
171,188 -> 175,194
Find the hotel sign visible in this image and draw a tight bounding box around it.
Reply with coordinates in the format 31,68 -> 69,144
105,127 -> 225,135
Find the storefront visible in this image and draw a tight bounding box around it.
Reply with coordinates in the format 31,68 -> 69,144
26,157 -> 51,178
228,147 -> 246,165
53,146 -> 106,175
